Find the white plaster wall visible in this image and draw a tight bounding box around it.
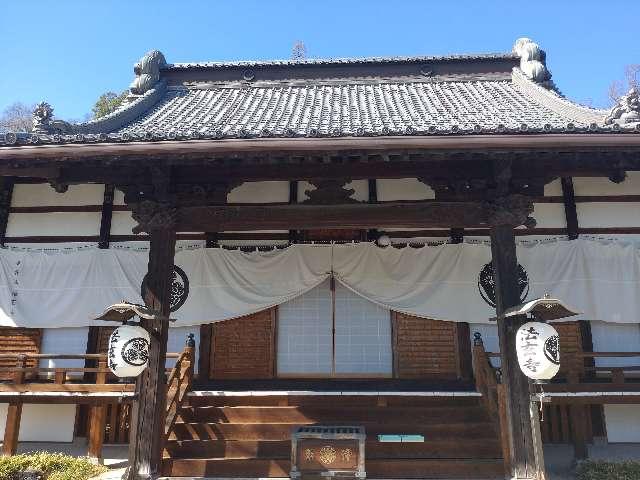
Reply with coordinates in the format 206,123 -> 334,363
577,203 -> 640,228
544,179 -> 563,197
0,404 -> 77,442
604,405 -> 640,442
7,212 -> 101,237
11,184 -> 104,207
531,204 -> 567,229
376,178 -> 435,201
228,181 -> 289,203
113,189 -> 126,206
110,211 -> 138,236
573,172 -> 640,196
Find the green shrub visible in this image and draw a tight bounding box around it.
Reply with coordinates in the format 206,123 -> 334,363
576,461 -> 640,480
0,452 -> 108,480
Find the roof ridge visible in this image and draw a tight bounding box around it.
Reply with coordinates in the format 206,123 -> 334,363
165,52 -> 517,70
511,68 -> 606,125
75,81 -> 167,134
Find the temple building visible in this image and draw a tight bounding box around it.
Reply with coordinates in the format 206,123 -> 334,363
0,37 -> 639,479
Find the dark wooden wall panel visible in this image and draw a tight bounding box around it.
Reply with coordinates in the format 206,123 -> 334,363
392,313 -> 461,379
554,321 -> 584,377
0,327 -> 42,380
210,308 -> 276,380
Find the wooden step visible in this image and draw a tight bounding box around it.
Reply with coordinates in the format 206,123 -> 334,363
164,438 -> 502,459
187,394 -> 482,408
179,405 -> 489,424
169,421 -> 500,441
163,457 -> 505,478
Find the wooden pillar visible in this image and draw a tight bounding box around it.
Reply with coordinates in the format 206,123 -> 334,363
3,355 -> 25,456
88,359 -> 108,463
127,228 -> 176,479
490,224 -> 544,479
98,184 -> 115,249
560,177 -> 579,240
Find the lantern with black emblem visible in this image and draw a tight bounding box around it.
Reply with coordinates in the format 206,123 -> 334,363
94,302 -> 174,378
493,294 -> 581,382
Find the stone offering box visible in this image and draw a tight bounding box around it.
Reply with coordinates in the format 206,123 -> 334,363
291,426 -> 366,479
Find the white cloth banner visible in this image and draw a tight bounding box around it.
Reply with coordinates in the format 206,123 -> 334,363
0,239 -> 638,327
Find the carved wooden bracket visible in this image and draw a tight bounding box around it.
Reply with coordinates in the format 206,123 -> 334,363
482,194 -> 536,228
131,200 -> 177,234
303,179 -> 359,204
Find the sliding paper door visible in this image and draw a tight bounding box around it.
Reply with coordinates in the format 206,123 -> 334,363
334,282 -> 392,376
277,279 -> 333,376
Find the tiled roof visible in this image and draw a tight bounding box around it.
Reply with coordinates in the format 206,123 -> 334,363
2,43 -> 638,147
115,72 -> 607,138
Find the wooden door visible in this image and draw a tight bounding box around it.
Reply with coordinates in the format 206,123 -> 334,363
210,308 -> 277,379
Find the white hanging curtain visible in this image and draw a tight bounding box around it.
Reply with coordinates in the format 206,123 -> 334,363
333,240 -> 640,325
0,239 -> 638,327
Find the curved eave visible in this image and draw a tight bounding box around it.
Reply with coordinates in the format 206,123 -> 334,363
2,134 -> 640,161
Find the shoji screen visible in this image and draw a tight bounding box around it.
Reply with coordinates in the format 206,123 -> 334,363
334,282 -> 392,376
277,279 -> 333,375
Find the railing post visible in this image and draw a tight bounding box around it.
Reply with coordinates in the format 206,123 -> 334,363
3,355 -> 26,456
88,358 -> 108,464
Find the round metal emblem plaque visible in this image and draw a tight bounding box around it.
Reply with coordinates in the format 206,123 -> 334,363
141,265 -> 190,312
478,262 -> 529,308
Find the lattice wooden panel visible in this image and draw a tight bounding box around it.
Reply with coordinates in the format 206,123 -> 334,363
0,327 -> 42,381
392,313 -> 460,379
210,308 -> 276,379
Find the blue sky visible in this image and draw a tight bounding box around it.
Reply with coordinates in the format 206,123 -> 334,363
1,1 -> 638,120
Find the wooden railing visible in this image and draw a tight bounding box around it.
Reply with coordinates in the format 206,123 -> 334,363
472,333 -> 510,475
0,349 -> 185,461
164,335 -> 196,444
474,333 -> 640,463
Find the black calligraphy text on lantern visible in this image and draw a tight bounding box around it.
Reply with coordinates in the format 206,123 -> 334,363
108,329 -> 120,371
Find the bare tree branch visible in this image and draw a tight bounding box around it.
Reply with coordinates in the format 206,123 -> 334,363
0,102 -> 34,132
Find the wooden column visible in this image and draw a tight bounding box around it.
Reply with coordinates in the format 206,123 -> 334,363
560,177 -> 579,240
490,224 -> 544,479
127,228 -> 176,479
98,184 -> 115,249
2,355 -> 25,456
0,178 -> 14,247
88,359 -> 108,463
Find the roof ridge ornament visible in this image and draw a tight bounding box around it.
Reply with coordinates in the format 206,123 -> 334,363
605,87 -> 640,125
32,102 -> 75,134
128,50 -> 167,98
512,38 -> 554,89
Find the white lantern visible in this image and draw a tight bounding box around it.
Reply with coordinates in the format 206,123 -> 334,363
108,325 -> 151,378
516,321 -> 560,381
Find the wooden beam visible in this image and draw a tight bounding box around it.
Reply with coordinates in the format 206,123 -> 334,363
3,134 -> 640,160
490,225 -> 544,479
127,229 -> 176,479
174,201 -> 505,232
98,184 -> 115,249
560,177 -> 579,240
